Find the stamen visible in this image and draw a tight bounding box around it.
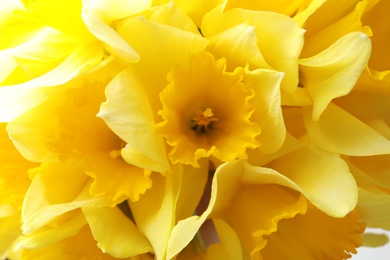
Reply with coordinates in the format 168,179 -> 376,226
191,108 -> 219,134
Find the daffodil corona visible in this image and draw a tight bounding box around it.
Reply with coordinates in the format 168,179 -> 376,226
157,52 -> 260,166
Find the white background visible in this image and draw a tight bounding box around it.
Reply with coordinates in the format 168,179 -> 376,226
353,228 -> 390,259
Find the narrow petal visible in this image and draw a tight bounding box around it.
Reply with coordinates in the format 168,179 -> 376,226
303,103 -> 390,156
82,206 -> 152,257
299,32 -> 371,120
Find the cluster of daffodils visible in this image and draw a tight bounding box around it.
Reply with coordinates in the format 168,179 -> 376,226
1,0 -> 389,259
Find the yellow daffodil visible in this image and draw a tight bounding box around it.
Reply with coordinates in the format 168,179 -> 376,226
167,158 -> 361,259
157,52 -> 260,166
1,0 -> 389,259
0,123 -> 36,258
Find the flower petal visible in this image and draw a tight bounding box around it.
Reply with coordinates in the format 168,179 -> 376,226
260,207 -> 364,259
22,160 -> 109,234
84,152 -> 153,204
98,69 -> 171,173
82,206 -> 152,257
117,16 -> 208,112
0,43 -> 104,122
82,0 -> 153,62
244,68 -> 286,154
202,8 -> 304,93
207,23 -> 270,70
299,32 -> 371,120
270,142 -> 358,217
303,103 -> 390,156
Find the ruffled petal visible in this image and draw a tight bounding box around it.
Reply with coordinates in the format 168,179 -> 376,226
84,152 -> 153,204
260,207 -> 364,259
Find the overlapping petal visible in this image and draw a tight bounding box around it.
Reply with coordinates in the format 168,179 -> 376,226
299,32 -> 371,120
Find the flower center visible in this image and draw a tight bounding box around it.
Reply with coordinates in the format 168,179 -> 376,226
191,108 -> 219,134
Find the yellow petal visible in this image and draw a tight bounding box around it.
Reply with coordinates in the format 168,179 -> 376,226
131,162 -> 208,260
207,23 -> 270,70
117,16 -> 208,113
18,210 -> 86,250
22,0 -> 92,41
293,0 -> 326,26
143,3 -> 199,34
157,52 -> 260,166
261,207 -> 364,259
82,0 -> 152,62
22,160 -> 109,234
0,43 -> 104,122
21,224 -> 134,260
98,69 -> 171,173
82,206 -> 152,257
202,8 -> 305,93
270,142 -> 358,217
130,173 -> 176,260
361,231 -> 389,247
173,0 -> 225,27
0,123 -> 35,209
301,0 -> 368,57
0,52 -> 18,84
244,68 -> 286,154
303,103 -> 390,156
357,188 -> 390,230
299,32 -> 371,120
225,0 -> 304,16
363,0 -> 390,71
333,90 -> 390,139
84,152 -> 153,204
204,219 -> 243,260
